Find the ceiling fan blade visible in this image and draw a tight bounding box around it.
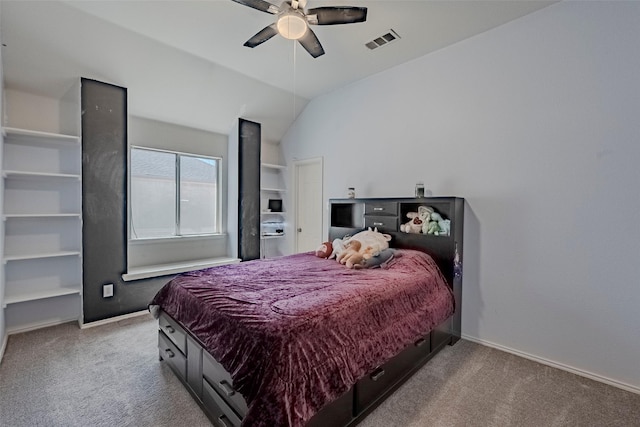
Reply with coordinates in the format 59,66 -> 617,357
306,6 -> 367,25
244,24 -> 278,48
298,28 -> 325,58
231,0 -> 280,14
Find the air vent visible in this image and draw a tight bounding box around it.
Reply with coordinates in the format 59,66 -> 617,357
365,29 -> 401,50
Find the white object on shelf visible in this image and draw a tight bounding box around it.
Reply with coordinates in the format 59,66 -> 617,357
261,234 -> 284,240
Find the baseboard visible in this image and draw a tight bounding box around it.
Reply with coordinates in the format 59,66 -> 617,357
6,317 -> 78,336
461,334 -> 640,395
80,309 -> 150,329
0,333 -> 7,365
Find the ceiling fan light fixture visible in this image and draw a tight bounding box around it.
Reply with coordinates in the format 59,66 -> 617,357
277,13 -> 308,40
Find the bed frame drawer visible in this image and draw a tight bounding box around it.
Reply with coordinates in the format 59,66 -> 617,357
159,312 -> 187,355
431,317 -> 453,350
364,202 -> 398,216
203,379 -> 242,427
364,215 -> 398,232
355,335 -> 431,413
203,351 -> 248,417
158,330 -> 187,381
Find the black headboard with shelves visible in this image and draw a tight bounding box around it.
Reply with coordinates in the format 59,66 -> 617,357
328,197 -> 464,340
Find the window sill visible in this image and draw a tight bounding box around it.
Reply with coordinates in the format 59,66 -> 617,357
122,257 -> 240,281
129,233 -> 226,245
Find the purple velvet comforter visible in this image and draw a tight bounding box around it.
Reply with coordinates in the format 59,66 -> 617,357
150,249 -> 454,427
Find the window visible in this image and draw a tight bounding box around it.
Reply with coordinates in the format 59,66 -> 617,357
130,147 -> 220,239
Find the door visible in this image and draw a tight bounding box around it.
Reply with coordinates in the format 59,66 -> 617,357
294,158 -> 323,253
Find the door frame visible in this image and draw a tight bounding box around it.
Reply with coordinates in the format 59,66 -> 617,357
292,157 -> 324,254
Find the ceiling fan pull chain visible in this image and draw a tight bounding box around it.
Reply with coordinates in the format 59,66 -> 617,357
293,39 -> 297,120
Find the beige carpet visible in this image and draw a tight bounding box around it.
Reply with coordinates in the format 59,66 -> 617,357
0,314 -> 638,427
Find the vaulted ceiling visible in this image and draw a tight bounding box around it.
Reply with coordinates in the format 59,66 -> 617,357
1,0 -> 555,142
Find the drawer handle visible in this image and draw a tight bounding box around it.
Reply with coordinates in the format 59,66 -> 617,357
373,222 -> 383,226
218,415 -> 234,427
164,348 -> 175,358
219,380 -> 236,397
415,338 -> 427,347
370,367 -> 385,381
373,207 -> 384,211
165,325 -> 175,334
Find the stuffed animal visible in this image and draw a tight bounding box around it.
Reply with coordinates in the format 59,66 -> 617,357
428,212 -> 451,236
425,221 -> 440,235
314,241 -> 333,258
439,219 -> 451,236
400,212 -> 423,234
402,206 -> 434,234
329,238 -> 347,259
354,248 -> 399,269
337,240 -> 365,268
416,206 -> 434,234
345,228 -> 391,253
429,212 -> 451,236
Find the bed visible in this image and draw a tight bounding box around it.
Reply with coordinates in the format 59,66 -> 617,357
150,197 -> 464,427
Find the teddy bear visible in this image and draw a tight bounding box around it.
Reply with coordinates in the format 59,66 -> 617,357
400,212 -> 423,233
402,206 -> 434,234
336,240 -> 365,268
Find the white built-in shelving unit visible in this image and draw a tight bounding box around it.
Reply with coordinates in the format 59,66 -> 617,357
260,162 -> 286,257
1,126 -> 82,332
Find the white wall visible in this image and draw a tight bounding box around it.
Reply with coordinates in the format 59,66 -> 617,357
0,0 -> 6,360
4,90 -> 61,133
281,2 -> 640,391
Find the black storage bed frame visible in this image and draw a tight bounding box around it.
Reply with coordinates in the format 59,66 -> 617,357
156,197 -> 464,427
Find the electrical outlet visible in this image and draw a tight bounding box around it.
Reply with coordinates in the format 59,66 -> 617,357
103,283 -> 114,298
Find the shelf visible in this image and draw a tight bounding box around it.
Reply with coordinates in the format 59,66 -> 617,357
261,163 -> 286,170
4,250 -> 82,263
3,127 -> 80,145
3,286 -> 81,307
3,170 -> 81,180
261,187 -> 286,192
261,211 -> 285,216
261,233 -> 285,239
3,213 -> 81,220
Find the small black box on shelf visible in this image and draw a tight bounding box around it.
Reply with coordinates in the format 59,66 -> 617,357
268,199 -> 282,212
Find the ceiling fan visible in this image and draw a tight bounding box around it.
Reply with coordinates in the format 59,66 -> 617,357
231,0 -> 368,58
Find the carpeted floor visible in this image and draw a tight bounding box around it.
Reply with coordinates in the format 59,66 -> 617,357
0,314 -> 638,427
